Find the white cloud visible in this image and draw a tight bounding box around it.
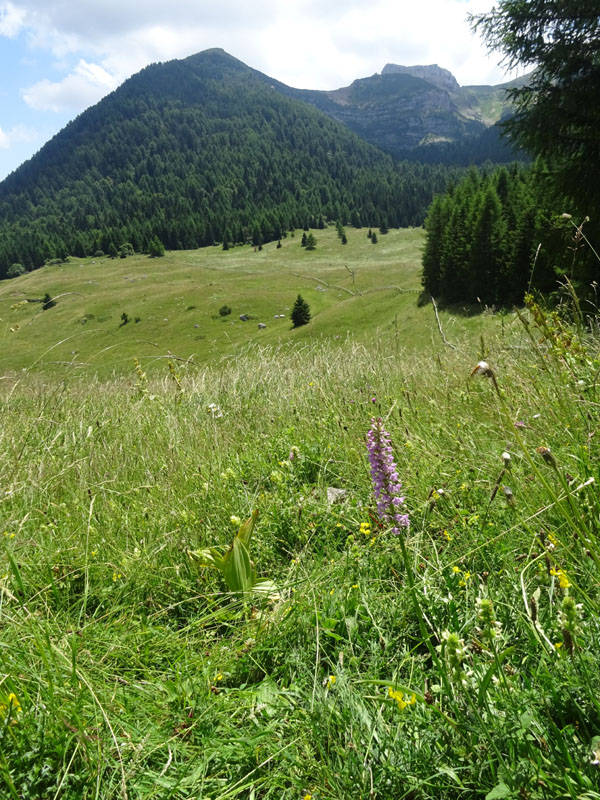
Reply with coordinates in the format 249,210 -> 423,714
0,1 -> 25,37
6,0 -> 512,93
22,58 -> 117,111
0,123 -> 38,148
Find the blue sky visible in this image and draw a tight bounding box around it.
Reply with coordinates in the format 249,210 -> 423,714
0,0 -> 512,182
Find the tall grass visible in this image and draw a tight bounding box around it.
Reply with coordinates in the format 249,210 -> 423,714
0,306 -> 599,799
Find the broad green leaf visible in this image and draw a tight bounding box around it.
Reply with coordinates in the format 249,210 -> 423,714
222,535 -> 254,593
253,579 -> 280,599
485,783 -> 511,799
237,509 -> 258,550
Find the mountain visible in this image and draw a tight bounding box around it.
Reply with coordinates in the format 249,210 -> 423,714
286,64 -> 526,163
382,63 -> 460,93
0,49 -> 455,276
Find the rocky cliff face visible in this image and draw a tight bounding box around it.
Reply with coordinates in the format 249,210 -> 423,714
382,63 -> 460,93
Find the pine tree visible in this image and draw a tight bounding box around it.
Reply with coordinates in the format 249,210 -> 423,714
291,294 -> 311,328
305,233 -> 317,250
148,236 -> 165,257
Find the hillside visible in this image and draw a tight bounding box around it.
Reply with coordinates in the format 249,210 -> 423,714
1,227 -> 492,379
0,49 -> 454,277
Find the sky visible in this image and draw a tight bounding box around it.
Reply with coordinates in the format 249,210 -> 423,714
0,0 -> 513,182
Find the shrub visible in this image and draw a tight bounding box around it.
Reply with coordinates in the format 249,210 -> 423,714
42,293 -> 56,310
7,263 -> 26,278
219,305 -> 232,317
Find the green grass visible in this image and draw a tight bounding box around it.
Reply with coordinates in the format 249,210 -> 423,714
1,227 -> 496,380
1,234 -> 599,799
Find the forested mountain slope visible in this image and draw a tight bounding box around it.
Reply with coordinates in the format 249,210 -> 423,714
0,49 -> 454,276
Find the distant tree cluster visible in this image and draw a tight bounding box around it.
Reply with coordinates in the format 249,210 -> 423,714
421,165 -> 581,307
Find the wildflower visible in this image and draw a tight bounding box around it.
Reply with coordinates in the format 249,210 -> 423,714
388,687 -> 416,711
502,451 -> 511,468
514,420 -> 526,429
476,596 -> 502,642
207,403 -> 223,418
359,521 -> 371,536
537,446 -> 556,467
443,529 -> 452,542
230,515 -> 242,527
327,675 -> 336,689
471,360 -> 492,378
440,630 -> 469,685
289,446 -> 300,461
0,693 -> 21,719
366,418 -> 409,533
560,595 -> 582,634
502,486 -> 515,506
550,567 -> 571,589
452,566 -> 461,574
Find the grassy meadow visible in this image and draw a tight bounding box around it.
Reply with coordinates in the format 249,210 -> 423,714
1,229 -> 599,799
1,227 -> 497,380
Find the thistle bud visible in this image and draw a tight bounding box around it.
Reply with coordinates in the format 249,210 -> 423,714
536,446 -> 556,468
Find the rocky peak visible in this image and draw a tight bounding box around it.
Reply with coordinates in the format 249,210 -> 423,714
382,63 -> 460,93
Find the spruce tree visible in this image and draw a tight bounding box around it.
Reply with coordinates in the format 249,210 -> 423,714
291,295 -> 311,328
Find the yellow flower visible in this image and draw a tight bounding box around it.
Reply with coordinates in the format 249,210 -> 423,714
452,566 -> 461,574
327,675 -> 336,688
443,530 -> 452,542
458,571 -> 471,587
388,687 -> 416,711
303,794 -> 313,800
0,693 -> 22,719
550,567 -> 571,589
351,584 -> 359,589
